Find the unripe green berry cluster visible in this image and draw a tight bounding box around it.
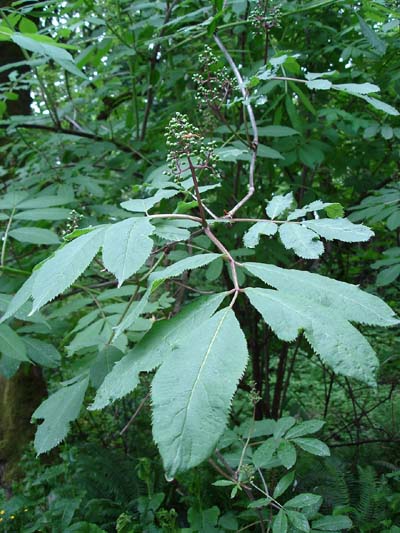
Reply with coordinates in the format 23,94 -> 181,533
249,0 -> 282,34
165,112 -> 221,183
61,209 -> 83,237
192,45 -> 233,108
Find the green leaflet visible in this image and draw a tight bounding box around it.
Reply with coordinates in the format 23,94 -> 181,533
0,324 -> 29,361
90,293 -> 227,410
149,253 -> 221,285
23,337 -> 61,368
120,189 -> 179,212
273,509 -> 288,533
13,208 -> 71,221
9,227 -> 60,245
244,262 -> 399,327
303,218 -> 374,242
266,192 -> 294,219
287,200 -> 342,221
31,227 -> 106,313
0,274 -> 37,323
245,288 -> 378,385
152,307 -> 249,478
112,287 -> 151,340
312,515 -> 353,530
102,217 -> 155,287
279,223 -> 324,259
243,221 -> 278,248
32,377 -> 89,454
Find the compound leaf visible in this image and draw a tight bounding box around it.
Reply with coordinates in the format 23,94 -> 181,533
90,293 -> 226,410
31,227 -> 105,313
102,217 -> 154,287
32,377 -> 89,454
243,221 -> 278,248
303,218 -> 374,242
279,223 -> 324,259
245,288 -> 378,385
152,307 -> 248,478
244,262 -> 399,327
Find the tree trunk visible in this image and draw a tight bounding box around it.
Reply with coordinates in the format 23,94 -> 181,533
0,1 -> 47,488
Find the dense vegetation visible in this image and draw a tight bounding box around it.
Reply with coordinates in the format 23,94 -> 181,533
0,0 -> 399,531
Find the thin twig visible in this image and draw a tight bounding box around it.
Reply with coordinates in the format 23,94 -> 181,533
214,34 -> 258,217
120,392 -> 150,435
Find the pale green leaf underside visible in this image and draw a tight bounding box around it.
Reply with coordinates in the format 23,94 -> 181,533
244,262 -> 399,327
9,227 -> 60,245
243,221 -> 277,248
112,287 -> 151,340
266,192 -> 294,219
287,200 -> 336,221
32,377 -> 89,454
31,227 -> 106,313
90,293 -> 226,410
120,189 -> 178,212
149,253 -> 221,283
245,288 -> 378,385
102,217 -> 154,287
303,218 -> 374,242
279,223 -> 324,259
152,307 -> 248,478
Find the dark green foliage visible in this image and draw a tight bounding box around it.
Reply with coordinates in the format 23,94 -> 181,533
0,0 -> 399,531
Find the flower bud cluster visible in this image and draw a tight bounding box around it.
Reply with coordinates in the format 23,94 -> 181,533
192,45 -> 233,109
249,0 -> 282,34
165,112 -> 221,183
61,209 -> 83,237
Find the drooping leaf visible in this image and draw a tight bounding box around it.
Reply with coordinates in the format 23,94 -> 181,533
312,515 -> 353,530
32,377 -> 89,454
244,262 -> 399,326
306,79 -> 332,90
0,324 -> 29,361
245,288 -> 378,385
285,493 -> 322,509
332,82 -> 380,95
273,471 -> 295,498
286,510 -> 310,532
120,189 -> 179,212
149,253 -> 221,285
287,201 -> 343,221
31,227 -> 106,313
253,438 -> 279,468
0,274 -> 36,323
292,437 -> 330,457
362,96 -> 399,116
111,287 -> 151,340
14,208 -> 71,221
17,195 -> 73,209
24,337 -> 61,367
279,223 -> 324,259
285,420 -> 325,439
303,218 -> 374,242
273,509 -> 288,533
102,217 -> 154,287
243,221 -> 278,248
257,125 -> 299,137
274,417 -> 296,438
152,307 -> 248,478
90,293 -> 226,410
9,227 -> 60,245
357,14 -> 387,56
277,440 -> 297,469
266,192 -> 294,219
